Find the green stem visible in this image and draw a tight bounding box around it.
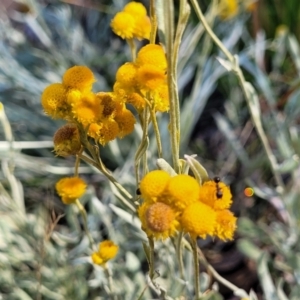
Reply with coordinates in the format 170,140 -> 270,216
79,154 -> 136,212
75,199 -> 95,249
172,0 -> 190,152
134,107 -> 150,183
176,231 -> 185,280
103,264 -> 118,300
197,247 -> 250,297
189,0 -> 285,192
164,0 -> 180,173
148,237 -> 155,280
191,238 -> 200,299
127,38 -> 136,62
145,98 -> 162,158
149,0 -> 157,44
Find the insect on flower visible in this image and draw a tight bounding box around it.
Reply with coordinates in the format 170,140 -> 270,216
213,176 -> 223,199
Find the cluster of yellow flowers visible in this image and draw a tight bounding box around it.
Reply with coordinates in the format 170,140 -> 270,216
138,170 -> 237,241
41,66 -> 136,149
111,1 -> 151,40
114,44 -> 169,112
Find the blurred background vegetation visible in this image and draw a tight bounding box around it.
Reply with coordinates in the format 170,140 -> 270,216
1,0 -> 300,299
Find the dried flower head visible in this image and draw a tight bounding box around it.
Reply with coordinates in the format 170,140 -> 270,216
55,177 -> 87,205
53,123 -> 81,156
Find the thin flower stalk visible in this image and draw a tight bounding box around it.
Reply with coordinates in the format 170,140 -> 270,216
149,0 -> 157,44
164,0 -> 180,173
191,238 -> 200,299
75,199 -> 95,249
189,0 -> 285,192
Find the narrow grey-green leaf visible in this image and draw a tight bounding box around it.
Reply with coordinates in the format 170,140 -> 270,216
184,154 -> 209,184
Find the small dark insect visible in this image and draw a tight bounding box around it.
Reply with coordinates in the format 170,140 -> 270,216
213,176 -> 223,199
136,188 -> 141,195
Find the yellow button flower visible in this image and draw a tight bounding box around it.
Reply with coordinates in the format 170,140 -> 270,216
136,44 -> 167,71
137,64 -> 166,91
56,177 -> 87,205
115,108 -> 136,138
180,202 -> 216,239
133,16 -> 151,40
139,170 -> 171,203
152,84 -> 169,112
199,180 -> 232,210
62,66 -> 95,92
162,174 -> 200,212
53,123 -> 81,157
214,210 -> 237,241
116,62 -> 138,89
98,119 -> 120,145
123,1 -> 147,17
91,240 -> 118,266
41,83 -> 67,119
71,92 -> 103,126
111,11 -> 135,39
138,202 -> 179,240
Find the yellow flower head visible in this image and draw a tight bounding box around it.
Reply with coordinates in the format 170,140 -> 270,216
139,170 -> 171,203
127,92 -> 146,111
115,108 -> 136,138
152,83 -> 169,112
98,118 -> 120,145
163,174 -> 200,212
123,2 -> 147,17
62,66 -> 95,92
111,11 -> 135,39
66,89 -> 82,105
71,92 -> 103,126
133,16 -> 151,40
87,122 -> 101,140
116,62 -> 138,89
56,177 -> 87,205
53,123 -> 81,157
92,240 -> 118,266
218,0 -> 238,20
136,44 -> 167,71
137,64 -> 166,91
199,179 -> 232,210
41,83 -> 67,119
214,210 -> 237,241
180,202 -> 216,239
138,202 -> 179,240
